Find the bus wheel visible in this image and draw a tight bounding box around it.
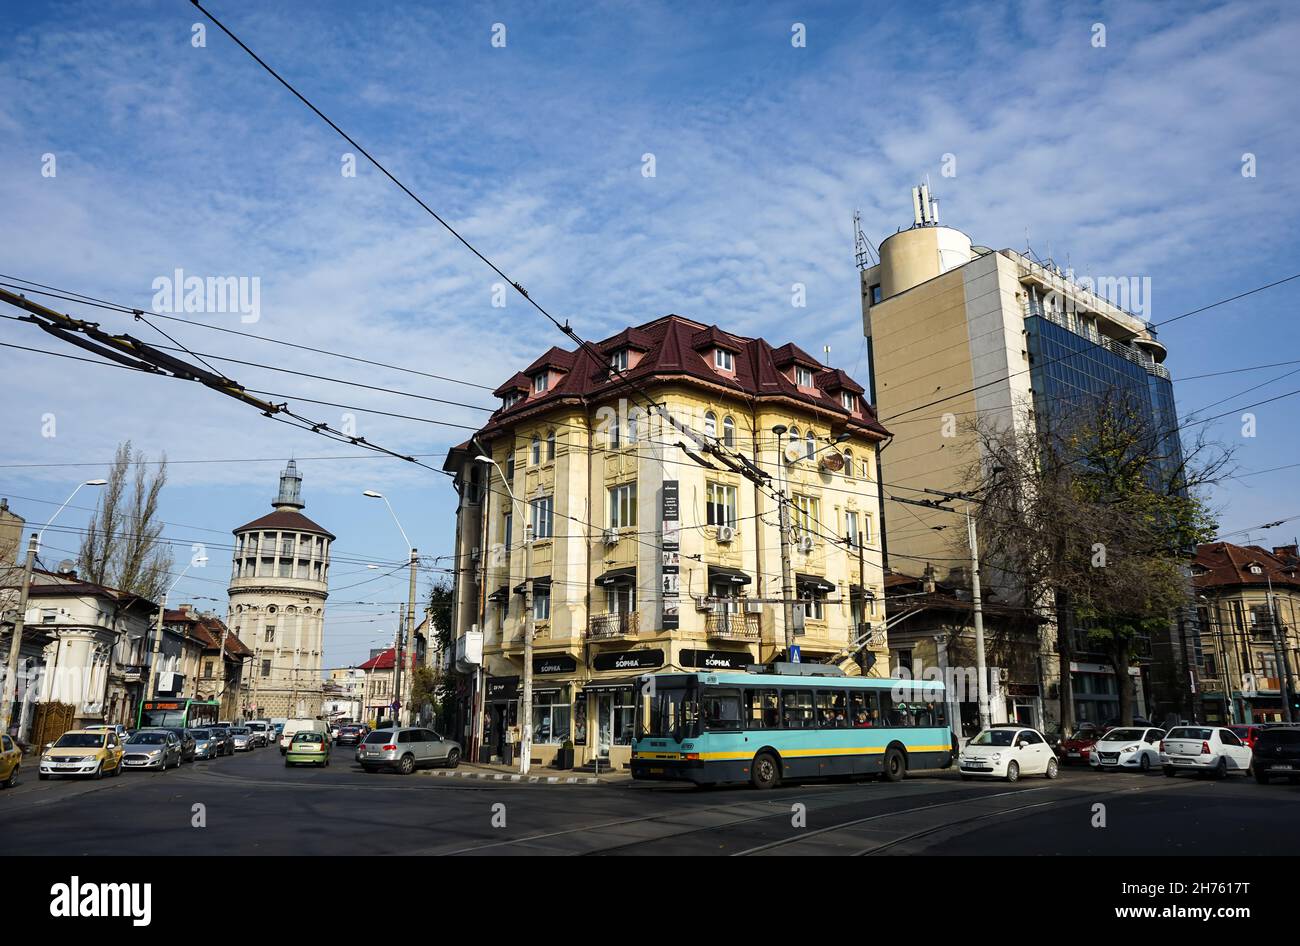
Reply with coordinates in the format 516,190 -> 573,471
881,747 -> 907,782
750,752 -> 780,790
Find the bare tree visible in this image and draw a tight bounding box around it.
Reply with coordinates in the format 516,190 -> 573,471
966,388 -> 1229,732
78,441 -> 173,603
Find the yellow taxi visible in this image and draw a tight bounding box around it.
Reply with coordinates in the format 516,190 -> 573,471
39,729 -> 125,780
1,733 -> 20,788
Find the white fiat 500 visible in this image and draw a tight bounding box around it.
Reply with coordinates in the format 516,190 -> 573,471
959,726 -> 1060,782
1161,726 -> 1252,778
1090,727 -> 1165,772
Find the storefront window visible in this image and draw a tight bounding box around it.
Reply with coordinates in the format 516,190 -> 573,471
532,692 -> 570,744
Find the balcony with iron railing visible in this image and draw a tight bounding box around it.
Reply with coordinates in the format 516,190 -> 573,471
706,609 -> 761,641
586,612 -> 640,640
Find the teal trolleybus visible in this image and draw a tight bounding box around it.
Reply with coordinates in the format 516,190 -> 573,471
631,667 -> 954,788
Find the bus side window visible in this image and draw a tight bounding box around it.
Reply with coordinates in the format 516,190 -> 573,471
850,692 -> 869,727
879,690 -> 900,727
744,689 -> 764,729
816,690 -> 846,728
762,690 -> 780,728
782,690 -> 814,729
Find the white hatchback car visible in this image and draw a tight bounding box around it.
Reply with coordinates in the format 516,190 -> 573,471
1161,726 -> 1252,778
959,726 -> 1060,782
1090,726 -> 1165,772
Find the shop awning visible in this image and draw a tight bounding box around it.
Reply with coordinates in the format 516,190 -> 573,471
595,566 -> 636,587
849,583 -> 876,599
487,585 -> 510,602
797,573 -> 835,593
582,677 -> 643,693
514,575 -> 552,595
707,564 -> 751,586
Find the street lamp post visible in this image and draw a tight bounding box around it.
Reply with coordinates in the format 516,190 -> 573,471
476,455 -> 532,775
364,490 -> 418,726
1,479 -> 106,735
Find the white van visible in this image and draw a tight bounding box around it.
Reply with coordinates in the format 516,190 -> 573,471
280,717 -> 327,754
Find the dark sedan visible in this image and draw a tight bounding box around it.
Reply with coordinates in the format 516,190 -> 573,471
1252,725 -> 1300,783
336,725 -> 369,746
207,726 -> 236,756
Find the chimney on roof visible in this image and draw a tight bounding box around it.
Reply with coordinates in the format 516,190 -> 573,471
179,603 -> 193,614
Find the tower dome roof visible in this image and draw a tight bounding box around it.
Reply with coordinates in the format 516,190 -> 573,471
233,461 -> 334,538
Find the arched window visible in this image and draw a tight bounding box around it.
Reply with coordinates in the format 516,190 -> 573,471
627,408 -> 641,444
546,430 -> 556,461
843,450 -> 854,477
704,411 -> 717,439
609,413 -> 622,449
722,415 -> 736,447
531,435 -> 541,465
805,430 -> 816,459
788,426 -> 799,455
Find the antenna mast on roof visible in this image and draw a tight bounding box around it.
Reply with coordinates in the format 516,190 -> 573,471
853,209 -> 878,269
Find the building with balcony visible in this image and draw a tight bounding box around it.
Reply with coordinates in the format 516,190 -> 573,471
444,314 -> 890,769
1192,542 -> 1300,724
859,187 -> 1186,730
21,568 -> 155,738
227,461 -> 333,720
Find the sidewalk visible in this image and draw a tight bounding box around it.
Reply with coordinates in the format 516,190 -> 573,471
416,760 -> 632,786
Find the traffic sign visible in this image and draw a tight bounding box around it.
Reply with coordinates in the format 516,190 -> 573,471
789,646 -> 801,664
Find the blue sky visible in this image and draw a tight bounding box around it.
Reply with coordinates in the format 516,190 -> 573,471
2,0 -> 1298,667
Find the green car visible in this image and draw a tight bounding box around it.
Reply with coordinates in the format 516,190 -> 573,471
284,732 -> 330,767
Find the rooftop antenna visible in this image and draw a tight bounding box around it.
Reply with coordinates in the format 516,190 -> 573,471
853,209 -> 878,268
822,344 -> 831,366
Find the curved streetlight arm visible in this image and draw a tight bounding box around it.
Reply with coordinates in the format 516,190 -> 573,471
36,481 -> 105,548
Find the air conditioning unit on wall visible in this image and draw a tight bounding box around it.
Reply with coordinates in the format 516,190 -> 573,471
602,529 -> 619,546
716,524 -> 735,543
797,535 -> 815,553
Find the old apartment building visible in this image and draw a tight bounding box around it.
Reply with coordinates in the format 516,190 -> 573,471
445,314 -> 890,769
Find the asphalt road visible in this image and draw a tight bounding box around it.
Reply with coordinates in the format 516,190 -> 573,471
4,745 -> 1298,855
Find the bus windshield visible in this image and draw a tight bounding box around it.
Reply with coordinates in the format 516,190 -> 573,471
139,705 -> 187,728
643,680 -> 698,740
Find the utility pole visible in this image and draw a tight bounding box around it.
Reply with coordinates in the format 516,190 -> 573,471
771,426 -> 797,660
1,534 -> 38,735
1266,575 -> 1294,723
966,510 -> 992,730
519,522 -> 534,775
407,548 -> 418,722
891,489 -> 993,730
394,602 -> 405,726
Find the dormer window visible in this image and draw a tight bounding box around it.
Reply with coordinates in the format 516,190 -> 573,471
1250,564 -> 1263,575
610,349 -> 629,372
714,349 -> 734,371
842,392 -> 856,412
503,392 -> 521,410
795,366 -> 813,387
533,372 -> 549,393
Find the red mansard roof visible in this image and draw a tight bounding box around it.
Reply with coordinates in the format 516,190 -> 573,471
476,314 -> 889,440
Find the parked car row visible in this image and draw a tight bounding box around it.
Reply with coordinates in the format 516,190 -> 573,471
958,721 -> 1300,784
0,717 -> 283,788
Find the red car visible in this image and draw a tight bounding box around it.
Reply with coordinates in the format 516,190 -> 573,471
1058,724 -> 1109,764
